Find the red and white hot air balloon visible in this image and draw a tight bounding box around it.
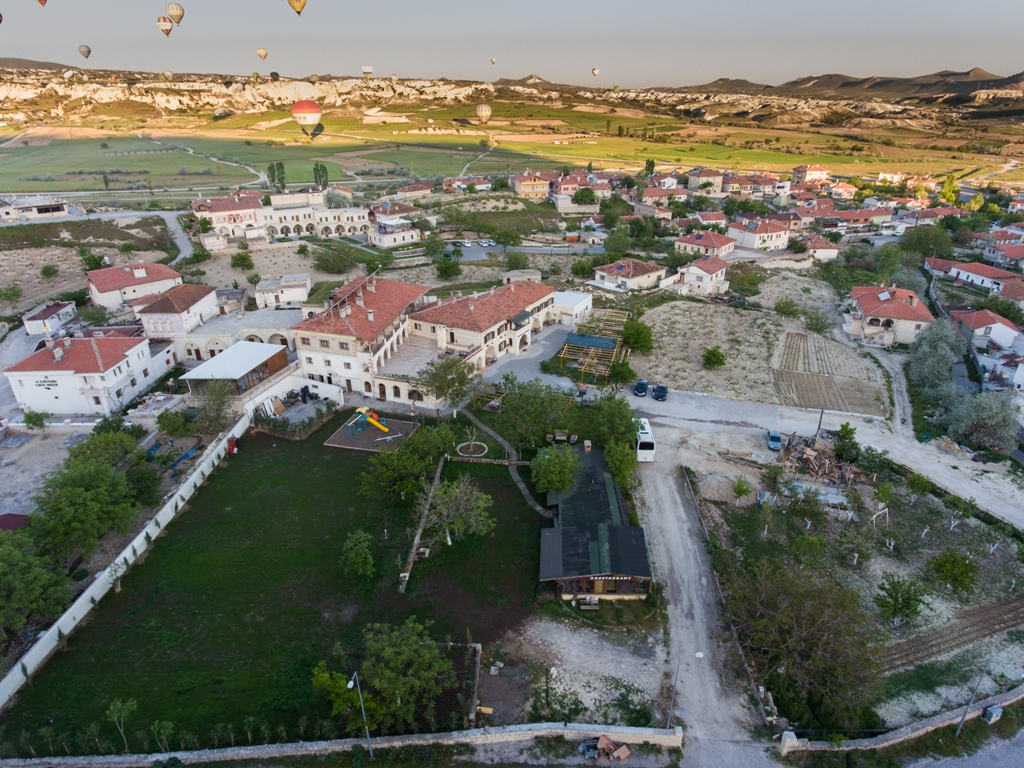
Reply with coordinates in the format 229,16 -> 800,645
37,0 -> 47,7
291,100 -> 322,127
157,17 -> 174,37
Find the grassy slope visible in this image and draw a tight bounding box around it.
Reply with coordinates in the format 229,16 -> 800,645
1,414 -> 545,752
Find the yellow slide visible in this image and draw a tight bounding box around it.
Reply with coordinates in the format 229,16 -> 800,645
356,407 -> 389,433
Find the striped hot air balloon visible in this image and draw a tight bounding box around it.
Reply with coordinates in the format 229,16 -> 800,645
166,3 -> 184,25
157,17 -> 174,37
476,104 -> 492,125
291,100 -> 322,127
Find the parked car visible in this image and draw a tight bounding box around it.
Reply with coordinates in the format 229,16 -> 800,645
652,383 -> 668,401
480,239 -> 496,247
634,379 -> 648,397
767,430 -> 783,451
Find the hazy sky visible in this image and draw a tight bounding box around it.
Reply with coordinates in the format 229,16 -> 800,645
2,0 -> 1021,87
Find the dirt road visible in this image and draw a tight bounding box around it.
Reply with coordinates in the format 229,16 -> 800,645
636,430 -> 773,767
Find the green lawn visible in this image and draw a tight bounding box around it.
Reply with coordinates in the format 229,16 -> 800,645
1,412 -> 545,757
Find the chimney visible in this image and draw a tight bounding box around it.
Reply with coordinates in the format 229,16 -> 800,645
910,293 -> 918,307
62,338 -> 72,348
468,303 -> 474,312
44,338 -> 55,349
132,265 -> 148,279
367,309 -> 374,322
355,290 -> 364,307
53,347 -> 64,361
367,278 -> 376,292
510,283 -> 515,292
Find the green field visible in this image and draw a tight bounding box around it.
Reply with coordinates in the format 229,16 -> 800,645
1,413 -> 545,756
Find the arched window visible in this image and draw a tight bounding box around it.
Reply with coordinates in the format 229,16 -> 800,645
393,386 -> 401,398
363,382 -> 372,393
378,383 -> 387,399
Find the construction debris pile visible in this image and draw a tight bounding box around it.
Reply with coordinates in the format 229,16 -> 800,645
780,431 -> 865,487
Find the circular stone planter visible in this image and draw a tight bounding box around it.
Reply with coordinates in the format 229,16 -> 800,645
456,441 -> 488,457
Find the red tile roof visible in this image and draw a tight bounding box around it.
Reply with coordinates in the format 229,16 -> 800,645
951,262 -> 1016,280
951,309 -> 1018,333
87,263 -> 182,294
801,235 -> 838,251
850,287 -> 934,323
676,231 -> 735,250
990,244 -> 1024,261
139,284 -> 217,315
190,194 -> 263,214
696,212 -> 727,222
640,187 -> 671,198
1000,281 -> 1024,302
293,276 -> 429,342
925,257 -> 960,274
593,258 -> 667,280
688,255 -> 730,275
410,282 -> 555,333
371,201 -> 419,217
4,337 -> 146,374
23,301 -> 74,322
728,220 -> 789,235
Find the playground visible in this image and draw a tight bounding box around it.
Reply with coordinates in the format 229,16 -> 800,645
323,406 -> 420,452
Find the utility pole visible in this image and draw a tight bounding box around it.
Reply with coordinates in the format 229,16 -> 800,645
956,655 -> 992,738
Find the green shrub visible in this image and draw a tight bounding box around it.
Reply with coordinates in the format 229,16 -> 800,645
702,345 -> 726,369
230,252 -> 254,271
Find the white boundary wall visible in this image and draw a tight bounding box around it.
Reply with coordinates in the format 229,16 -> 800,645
0,414 -> 253,713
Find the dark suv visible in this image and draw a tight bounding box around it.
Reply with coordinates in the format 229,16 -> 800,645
652,383 -> 668,401
634,379 -> 648,397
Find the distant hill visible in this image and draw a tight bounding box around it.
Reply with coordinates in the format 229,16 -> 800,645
770,68 -> 1016,99
0,57 -> 67,70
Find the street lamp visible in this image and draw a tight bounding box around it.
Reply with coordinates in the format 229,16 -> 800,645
666,652 -> 704,728
347,671 -> 374,761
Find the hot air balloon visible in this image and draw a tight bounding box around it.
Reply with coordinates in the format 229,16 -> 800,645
491,58 -> 497,65
78,45 -> 91,60
309,74 -> 319,84
157,17 -> 173,37
292,100 -> 322,134
476,104 -> 492,125
252,72 -> 261,84
164,71 -> 174,81
166,3 -> 184,25
37,0 -> 46,7
257,48 -> 268,61
270,71 -> 280,82
361,65 -> 373,80
592,68 -> 600,77
287,0 -> 307,15
0,13 -> 3,25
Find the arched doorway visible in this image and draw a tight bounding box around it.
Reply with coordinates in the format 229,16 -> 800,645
409,390 -> 423,402
280,225 -> 292,236
306,224 -> 316,234
363,382 -> 372,393
267,333 -> 288,347
245,334 -> 264,343
519,335 -> 529,350
321,226 -> 332,236
266,226 -> 278,237
392,385 -> 401,398
378,383 -> 387,399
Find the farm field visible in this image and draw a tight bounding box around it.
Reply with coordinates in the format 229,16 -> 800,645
0,414 -> 546,754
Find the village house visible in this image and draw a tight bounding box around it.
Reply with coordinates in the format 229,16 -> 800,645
592,258 -> 668,291
694,211 -> 728,227
368,220 -> 421,249
674,230 -> 736,258
138,284 -> 218,340
924,256 -> 961,279
826,182 -> 858,200
822,208 -> 893,229
676,255 -> 730,296
761,212 -> 804,232
727,220 -> 790,251
291,276 -> 431,400
633,186 -> 674,206
552,291 -> 593,325
176,305 -> 303,362
442,176 -> 492,192
687,168 -> 725,194
190,192 -> 265,238
798,234 -> 840,262
408,282 -> 557,373
984,243 -> 1024,272
721,175 -> 755,196
0,195 -> 69,222
3,336 -> 174,416
539,445 -> 652,600
22,301 -> 77,336
951,309 -> 1021,351
393,181 -> 435,200
792,164 -> 830,184
254,273 -> 312,308
512,172 -> 551,201
846,286 -> 934,346
997,280 -> 1024,310
877,171 -> 906,185
87,263 -> 184,311
948,262 -> 1016,291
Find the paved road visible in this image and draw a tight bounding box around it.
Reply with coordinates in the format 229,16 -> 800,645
0,326 -> 38,421
628,388 -> 1024,530
447,241 -> 606,263
907,729 -> 1024,768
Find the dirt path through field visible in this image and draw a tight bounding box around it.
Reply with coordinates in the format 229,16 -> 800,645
636,432 -> 772,767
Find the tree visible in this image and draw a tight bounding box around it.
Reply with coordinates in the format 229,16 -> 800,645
150,721 -> 174,753
731,475 -> 753,506
360,424 -> 455,503
591,395 -> 639,448
803,311 -> 832,335
417,356 -> 480,416
267,164 -> 277,187
604,228 -> 631,255
275,161 -> 286,188
621,319 -> 654,355
857,446 -> 890,476
312,243 -> 357,274
78,245 -> 104,272
899,225 -> 953,259
531,446 -> 581,494
834,422 -> 860,462
571,259 -> 592,278
874,574 -> 928,628
295,243 -> 308,256
760,465 -> 785,492
644,158 -> 656,177
891,266 -> 927,296
423,232 -> 445,260
572,187 -> 597,205
605,440 -> 639,489
939,173 -> 959,204
40,264 -> 59,279
23,410 -> 49,430
194,380 -> 234,434
341,530 -> 375,580
230,252 -> 254,271
774,298 -> 799,317
495,374 -> 576,449
421,473 -> 495,547
434,258 -> 462,280
79,305 -> 110,327
157,409 -> 195,438
311,661 -> 385,734
607,360 -> 637,386
491,177 -> 509,191
0,281 -> 23,311
313,161 -> 329,189
0,531 -> 71,643
907,319 -> 966,389
102,172 -> 110,190
907,472 -> 932,503
324,189 -> 348,208
926,548 -> 978,594
361,618 -> 456,731
107,699 -> 137,753
702,345 -> 726,369
198,217 -> 214,234
247,272 -> 262,286
505,252 -> 530,271
493,228 -> 522,252
945,391 -> 1019,451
